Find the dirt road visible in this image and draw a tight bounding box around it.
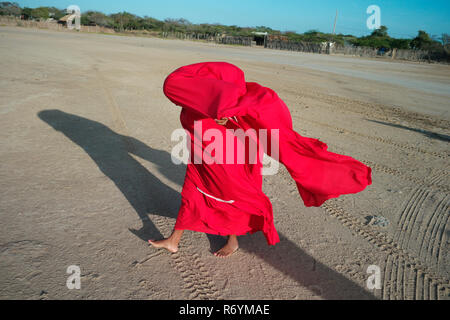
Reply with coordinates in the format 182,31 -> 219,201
0,26 -> 449,300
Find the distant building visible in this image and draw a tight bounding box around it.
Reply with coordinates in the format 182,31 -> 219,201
58,13 -> 81,30
251,31 -> 268,46
57,14 -> 72,27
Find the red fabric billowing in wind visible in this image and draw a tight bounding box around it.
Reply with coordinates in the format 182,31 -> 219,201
163,62 -> 372,245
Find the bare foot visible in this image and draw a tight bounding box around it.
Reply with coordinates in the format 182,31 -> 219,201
214,236 -> 239,258
148,239 -> 178,253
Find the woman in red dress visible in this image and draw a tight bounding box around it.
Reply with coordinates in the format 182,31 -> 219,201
149,62 -> 372,257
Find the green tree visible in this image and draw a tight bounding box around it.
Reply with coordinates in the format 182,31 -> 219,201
254,25 -> 273,33
110,12 -> 140,31
388,38 -> 410,49
370,25 -> 388,37
0,1 -> 21,16
410,30 -> 432,49
81,11 -> 111,27
21,6 -> 32,19
48,7 -> 65,20
351,25 -> 392,49
139,16 -> 164,31
31,7 -> 50,20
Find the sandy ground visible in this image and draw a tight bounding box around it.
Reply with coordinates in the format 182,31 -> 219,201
0,26 -> 449,300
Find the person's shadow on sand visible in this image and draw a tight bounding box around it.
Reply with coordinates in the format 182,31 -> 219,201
38,109 -> 185,242
38,109 -> 376,299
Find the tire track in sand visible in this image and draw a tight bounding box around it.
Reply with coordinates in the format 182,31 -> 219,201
295,116 -> 448,160
277,166 -> 450,299
322,142 -> 449,194
150,215 -> 223,300
282,109 -> 449,299
318,151 -> 449,299
284,88 -> 450,131
382,171 -> 450,300
280,87 -> 450,299
322,200 -> 450,300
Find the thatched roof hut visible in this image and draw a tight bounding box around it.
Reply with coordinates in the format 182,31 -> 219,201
58,14 -> 72,25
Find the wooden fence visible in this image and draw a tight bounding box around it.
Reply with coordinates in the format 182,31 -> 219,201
332,45 -> 429,61
160,32 -> 252,46
265,39 -> 325,53
265,38 -> 434,62
217,36 -> 252,46
160,31 -> 217,42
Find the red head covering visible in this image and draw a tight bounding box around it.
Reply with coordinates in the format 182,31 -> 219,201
163,61 -> 281,120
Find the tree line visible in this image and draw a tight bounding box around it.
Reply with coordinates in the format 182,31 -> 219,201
1,1 -> 449,53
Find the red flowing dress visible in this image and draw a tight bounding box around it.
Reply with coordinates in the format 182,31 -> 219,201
163,62 -> 372,246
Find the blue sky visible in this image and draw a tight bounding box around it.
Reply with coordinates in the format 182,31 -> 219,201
15,0 -> 450,38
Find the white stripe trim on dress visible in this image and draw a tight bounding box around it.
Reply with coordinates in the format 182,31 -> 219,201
196,187 -> 235,204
